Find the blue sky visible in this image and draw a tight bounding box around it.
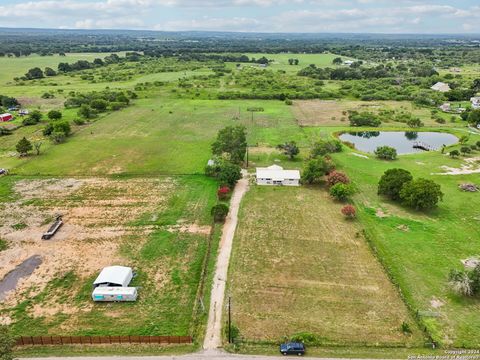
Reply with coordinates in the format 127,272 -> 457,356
0,0 -> 479,33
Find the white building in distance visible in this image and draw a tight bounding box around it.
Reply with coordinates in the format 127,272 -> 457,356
471,97 -> 480,109
256,165 -> 301,186
431,82 -> 451,93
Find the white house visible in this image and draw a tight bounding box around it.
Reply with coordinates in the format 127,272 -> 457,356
256,165 -> 300,186
343,60 -> 354,66
93,266 -> 133,288
431,82 -> 451,93
471,97 -> 480,109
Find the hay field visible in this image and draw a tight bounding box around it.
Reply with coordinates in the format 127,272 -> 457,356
228,185 -> 423,346
293,100 -> 441,127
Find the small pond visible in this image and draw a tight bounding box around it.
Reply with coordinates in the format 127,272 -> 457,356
339,131 -> 458,154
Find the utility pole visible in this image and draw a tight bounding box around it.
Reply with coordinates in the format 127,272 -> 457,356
228,296 -> 232,343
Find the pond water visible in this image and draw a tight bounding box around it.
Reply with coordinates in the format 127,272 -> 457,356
339,131 -> 458,155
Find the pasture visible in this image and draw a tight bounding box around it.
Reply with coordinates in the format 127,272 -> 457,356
331,143 -> 480,348
2,98 -> 302,176
240,53 -> 354,73
228,185 -> 422,346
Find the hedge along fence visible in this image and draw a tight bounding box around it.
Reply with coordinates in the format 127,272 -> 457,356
16,335 -> 193,346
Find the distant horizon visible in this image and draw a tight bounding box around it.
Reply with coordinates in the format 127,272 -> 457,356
0,0 -> 479,34
0,26 -> 480,37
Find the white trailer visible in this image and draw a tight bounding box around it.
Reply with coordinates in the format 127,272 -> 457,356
92,287 -> 138,302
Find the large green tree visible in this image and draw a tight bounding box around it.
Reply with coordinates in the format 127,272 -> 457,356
400,178 -> 443,210
211,126 -> 247,164
301,157 -> 334,184
378,168 -> 413,201
16,137 -> 32,156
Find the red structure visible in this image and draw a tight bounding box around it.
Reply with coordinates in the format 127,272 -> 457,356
0,113 -> 13,122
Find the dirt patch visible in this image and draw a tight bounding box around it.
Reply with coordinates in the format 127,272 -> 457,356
350,152 -> 369,159
167,223 -> 212,235
397,224 -> 410,232
431,298 -> 445,309
434,157 -> 480,175
376,209 -> 389,218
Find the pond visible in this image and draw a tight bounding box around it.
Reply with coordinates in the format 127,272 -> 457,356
338,131 -> 458,155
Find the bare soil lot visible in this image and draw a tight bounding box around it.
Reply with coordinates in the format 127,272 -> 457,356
0,176 -> 216,336
293,100 -> 432,127
228,186 -> 423,346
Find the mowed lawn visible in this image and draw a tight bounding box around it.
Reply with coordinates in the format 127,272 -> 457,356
332,146 -> 480,347
7,98 -> 303,176
228,185 -> 423,346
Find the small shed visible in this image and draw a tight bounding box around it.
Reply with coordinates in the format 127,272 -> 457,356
18,109 -> 29,116
92,287 -> 137,302
93,266 -> 133,288
0,113 -> 13,122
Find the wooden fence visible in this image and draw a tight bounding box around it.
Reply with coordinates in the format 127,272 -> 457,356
15,335 -> 193,346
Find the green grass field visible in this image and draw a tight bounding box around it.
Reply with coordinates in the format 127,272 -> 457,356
330,145 -> 480,348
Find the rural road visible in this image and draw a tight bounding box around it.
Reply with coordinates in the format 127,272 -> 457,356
203,175 -> 249,350
19,350 -> 386,360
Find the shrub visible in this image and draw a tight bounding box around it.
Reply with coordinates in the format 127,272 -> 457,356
326,171 -> 350,187
73,118 -> 86,125
460,146 -> 472,156
285,99 -> 293,105
211,204 -> 229,223
0,128 -> 11,136
400,178 -> 443,210
16,137 -> 32,156
47,110 -> 62,120
329,183 -> 355,201
401,322 -> 412,334
217,186 -> 230,200
407,118 -> 424,128
378,168 -> 413,201
375,146 -> 397,160
341,205 -> 356,218
311,139 -> 342,157
449,150 -> 460,158
302,157 -> 335,184
78,104 -> 96,119
206,159 -> 242,188
290,332 -> 320,346
0,324 -> 16,360
349,111 -> 381,127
